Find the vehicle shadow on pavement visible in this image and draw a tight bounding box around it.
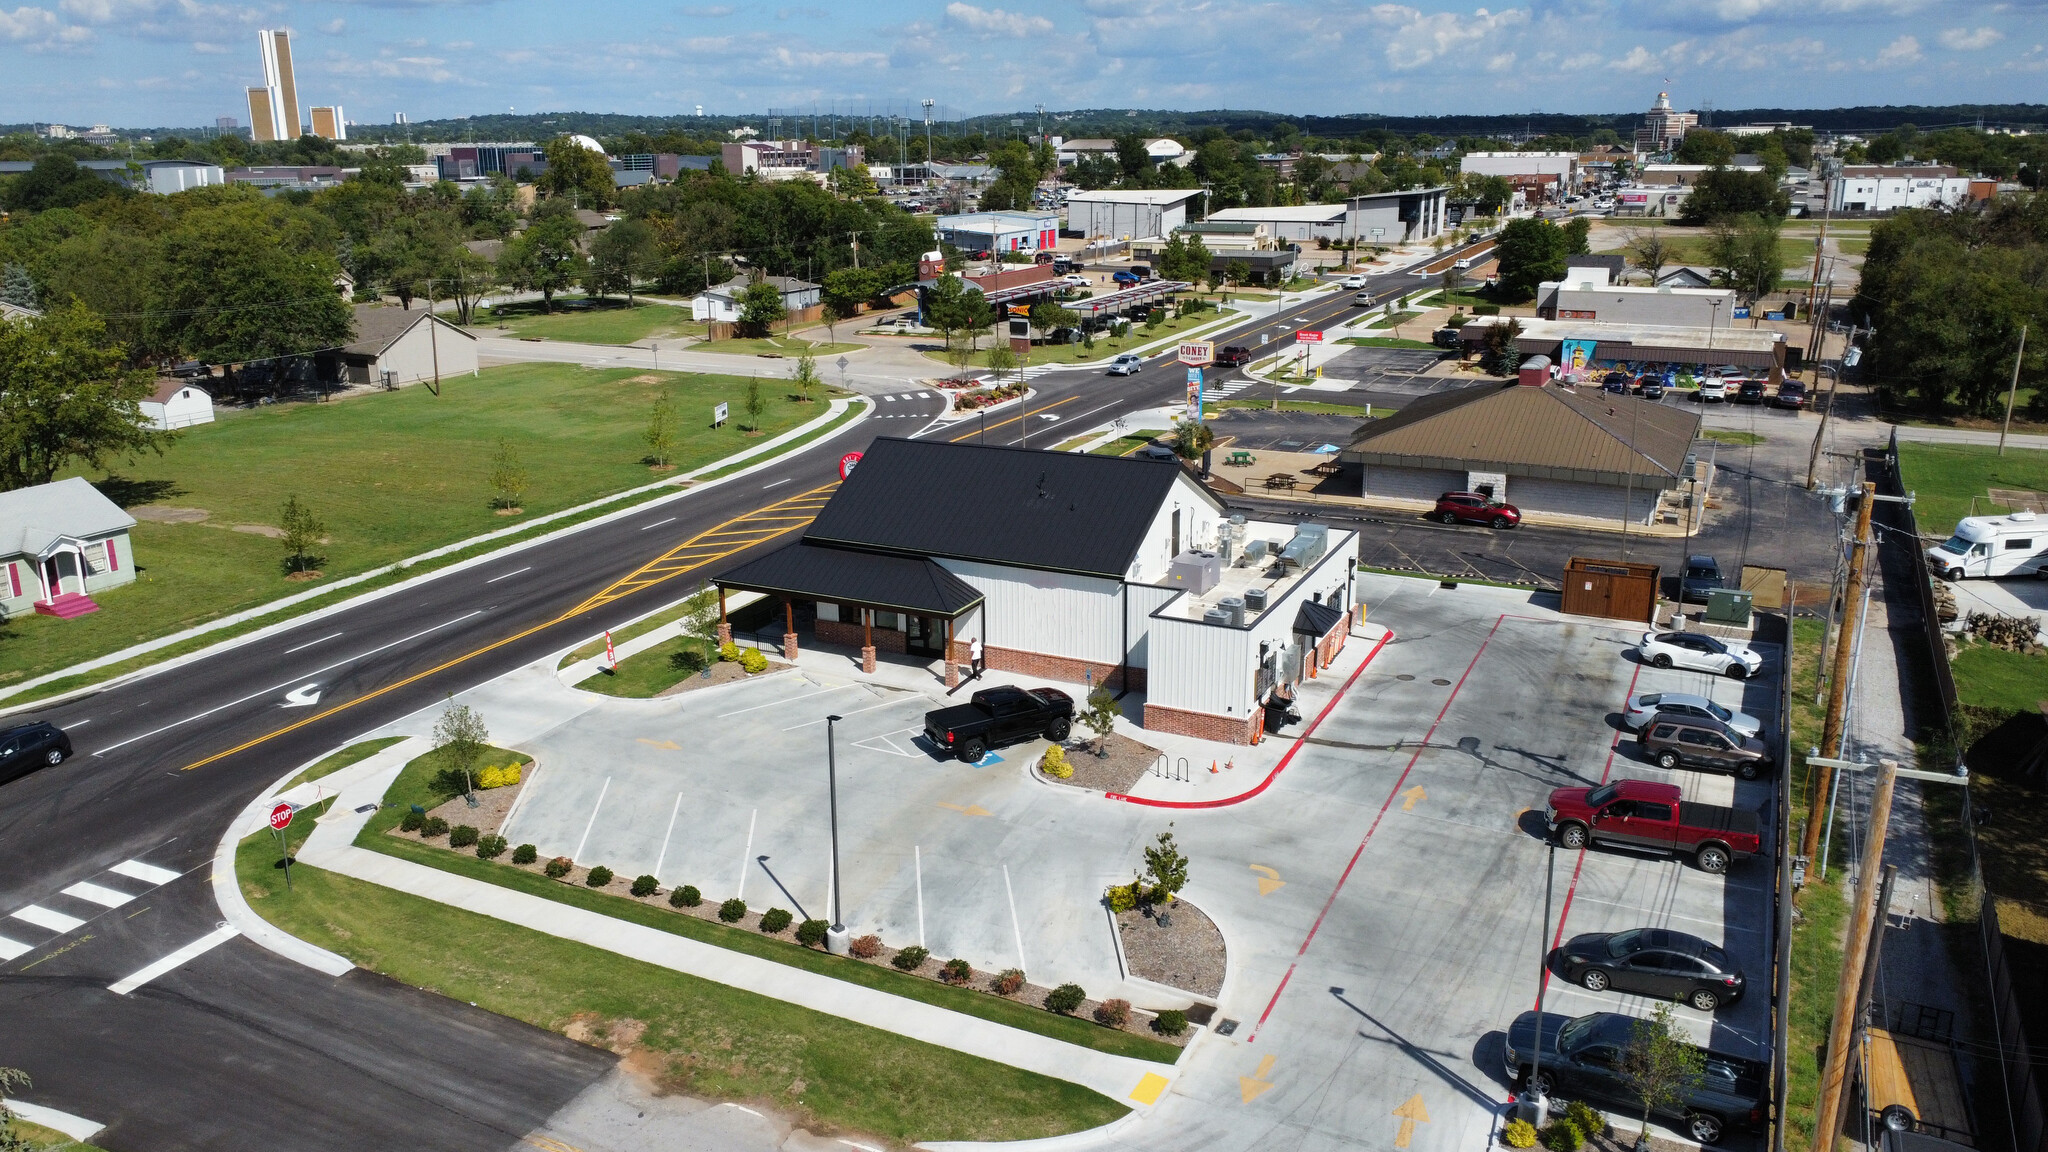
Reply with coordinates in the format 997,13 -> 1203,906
1331,987 -> 1508,1110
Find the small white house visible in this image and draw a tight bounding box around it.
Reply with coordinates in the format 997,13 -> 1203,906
689,275 -> 822,323
140,378 -> 215,431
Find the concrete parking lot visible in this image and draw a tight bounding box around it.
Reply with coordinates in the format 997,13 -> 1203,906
409,573 -> 1781,1152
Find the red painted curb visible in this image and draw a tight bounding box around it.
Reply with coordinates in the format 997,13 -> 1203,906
1104,628 -> 1394,811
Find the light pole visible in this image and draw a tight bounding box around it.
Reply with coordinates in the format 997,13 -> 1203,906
1518,840 -> 1558,1126
824,714 -> 850,954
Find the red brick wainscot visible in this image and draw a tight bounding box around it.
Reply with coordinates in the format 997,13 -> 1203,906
1142,702 -> 1259,745
978,644 -> 1145,693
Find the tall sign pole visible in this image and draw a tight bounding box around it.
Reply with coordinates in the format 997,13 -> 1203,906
1999,326 -> 2027,457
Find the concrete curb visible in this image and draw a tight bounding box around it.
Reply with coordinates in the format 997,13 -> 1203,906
6,1100 -> 106,1143
915,1109 -> 1148,1152
0,397 -> 870,716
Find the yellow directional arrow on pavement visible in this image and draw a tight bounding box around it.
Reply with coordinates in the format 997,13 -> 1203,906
1240,1054 -> 1277,1103
1399,785 -> 1427,811
636,738 -> 682,750
1392,1094 -> 1431,1147
1249,864 -> 1287,896
937,802 -> 992,817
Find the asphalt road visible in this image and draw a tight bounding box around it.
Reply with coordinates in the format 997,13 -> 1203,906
0,240 -> 1497,1149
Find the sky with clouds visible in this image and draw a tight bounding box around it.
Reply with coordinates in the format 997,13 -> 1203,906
3,0 -> 2044,129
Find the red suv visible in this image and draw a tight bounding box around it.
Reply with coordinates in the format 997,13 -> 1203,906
1432,492 -> 1521,529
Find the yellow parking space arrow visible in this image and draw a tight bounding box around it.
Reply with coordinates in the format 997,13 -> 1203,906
1249,864 -> 1287,896
1399,785 -> 1427,811
937,802 -> 992,817
1393,1094 -> 1431,1147
636,739 -> 682,750
1240,1054 -> 1277,1103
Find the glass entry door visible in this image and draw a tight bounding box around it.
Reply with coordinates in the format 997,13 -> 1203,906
905,616 -> 945,657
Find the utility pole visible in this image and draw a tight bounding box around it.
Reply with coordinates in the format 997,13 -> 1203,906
1807,324 -> 1855,489
1998,325 -> 2027,456
427,280 -> 442,397
849,230 -> 863,270
1802,480 -> 1874,864
1810,761 -> 1898,1152
922,98 -> 935,164
1851,864 -> 1899,1033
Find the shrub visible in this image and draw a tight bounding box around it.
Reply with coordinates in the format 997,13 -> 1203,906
718,641 -> 742,662
1041,745 -> 1072,779
669,647 -> 709,674
544,855 -> 572,878
1106,881 -> 1139,913
671,884 -> 702,908
1563,1100 -> 1605,1140
585,865 -> 613,887
449,824 -> 480,848
1473,304 -> 1500,316
1094,998 -> 1131,1028
512,843 -> 538,864
1503,1120 -> 1538,1149
475,835 -> 507,860
792,918 -> 827,947
739,647 -> 768,674
891,945 -> 929,971
1155,1009 -> 1188,1036
630,874 -> 659,897
477,763 -> 522,789
1542,1120 -> 1583,1152
422,816 -> 449,838
939,957 -> 972,985
850,934 -> 883,959
400,810 -> 425,833
718,898 -> 746,922
1045,983 -> 1087,1014
759,908 -> 793,934
1446,312 -> 1471,327
993,968 -> 1025,996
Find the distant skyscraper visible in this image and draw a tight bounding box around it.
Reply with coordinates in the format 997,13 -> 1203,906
216,116 -> 237,131
1633,91 -> 1697,155
393,112 -> 409,125
248,29 -> 301,142
310,106 -> 346,141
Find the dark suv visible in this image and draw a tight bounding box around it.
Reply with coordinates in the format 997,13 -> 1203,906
1505,1010 -> 1767,1144
1736,379 -> 1769,404
1641,717 -> 1773,779
0,721 -> 73,784
1432,492 -> 1521,529
1679,555 -> 1724,602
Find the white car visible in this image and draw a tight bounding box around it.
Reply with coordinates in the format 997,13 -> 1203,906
1623,691 -> 1762,739
1105,353 -> 1144,376
1339,275 -> 1367,289
1696,378 -> 1729,402
1636,631 -> 1765,680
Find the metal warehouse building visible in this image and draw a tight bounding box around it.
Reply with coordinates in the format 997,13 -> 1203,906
933,211 -> 1060,255
1062,188 -> 1204,241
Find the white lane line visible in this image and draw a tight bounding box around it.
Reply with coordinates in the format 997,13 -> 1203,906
93,610 -> 487,756
108,924 -> 240,995
717,682 -> 859,718
653,792 -> 682,881
283,632 -> 343,655
638,517 -> 677,531
109,860 -> 180,886
12,905 -> 85,933
915,845 -> 925,950
779,695 -> 915,730
1003,864 -> 1027,975
61,882 -> 135,909
735,808 -> 756,902
883,394 -> 898,402
761,477 -> 793,489
570,777 -> 612,865
485,566 -> 533,584
0,934 -> 31,961
66,719 -> 91,728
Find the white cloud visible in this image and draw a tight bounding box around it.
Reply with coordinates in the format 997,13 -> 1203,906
1370,4 -> 1530,70
945,2 -> 1053,37
323,17 -> 345,33
1875,33 -> 1921,62
1615,44 -> 1663,71
0,5 -> 60,39
1938,26 -> 1997,49
190,37 -> 225,50
1485,51 -> 1516,70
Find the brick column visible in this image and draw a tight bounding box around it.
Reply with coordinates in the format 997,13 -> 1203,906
944,661 -> 959,688
717,621 -> 732,646
862,646 -> 878,674
783,632 -> 800,662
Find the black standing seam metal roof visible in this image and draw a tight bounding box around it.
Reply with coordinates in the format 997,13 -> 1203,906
800,437 -> 1220,579
716,542 -> 984,617
1292,599 -> 1344,638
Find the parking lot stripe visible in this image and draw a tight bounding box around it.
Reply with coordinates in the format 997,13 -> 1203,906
735,809 -> 756,901
11,905 -> 86,933
61,882 -> 135,909
1535,661 -> 1644,1008
570,777 -> 611,865
1250,614 -> 1505,1042
109,860 -> 180,886
0,934 -> 31,962
1003,864 -> 1027,975
108,924 -> 240,995
653,792 -> 682,881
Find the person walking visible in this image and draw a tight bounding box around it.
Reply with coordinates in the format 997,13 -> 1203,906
969,635 -> 983,678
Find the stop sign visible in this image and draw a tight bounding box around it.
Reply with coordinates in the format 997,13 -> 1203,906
268,802 -> 294,831
838,452 -> 862,481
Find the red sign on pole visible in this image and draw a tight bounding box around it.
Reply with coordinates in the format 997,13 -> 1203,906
1296,330 -> 1325,345
604,630 -> 617,669
268,802 -> 294,831
838,452 -> 863,481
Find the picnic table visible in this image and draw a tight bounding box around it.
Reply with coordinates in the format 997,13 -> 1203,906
1311,458 -> 1342,478
1225,450 -> 1257,467
1263,473 -> 1299,492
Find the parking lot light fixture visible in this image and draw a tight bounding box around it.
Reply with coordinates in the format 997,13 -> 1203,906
825,714 -> 850,955
1518,840 -> 1557,1128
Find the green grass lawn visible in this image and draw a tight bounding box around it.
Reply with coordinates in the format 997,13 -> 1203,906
1089,431 -> 1168,457
285,736 -> 409,791
238,801 -> 1127,1144
473,299 -> 705,345
693,335 -> 862,358
5,365 -> 838,689
1366,310 -> 1427,331
1338,335 -> 1438,350
558,592 -> 716,669
574,634 -> 720,697
1834,237 -> 1871,256
1896,442 -> 2048,534
1781,615 -> 1847,1152
1616,232 -> 1817,273
1951,641 -> 2048,714
1703,430 -> 1766,446
8,1118 -> 106,1151
1209,400 -> 1377,417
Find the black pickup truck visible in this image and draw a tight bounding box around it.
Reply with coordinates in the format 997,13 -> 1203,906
924,686 -> 1074,762
1505,1010 -> 1768,1145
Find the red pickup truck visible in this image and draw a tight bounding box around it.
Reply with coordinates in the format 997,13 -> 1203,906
1546,779 -> 1762,874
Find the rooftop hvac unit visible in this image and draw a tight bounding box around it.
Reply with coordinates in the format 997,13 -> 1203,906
1203,606 -> 1233,625
1217,596 -> 1246,627
1168,549 -> 1222,594
1241,539 -> 1271,567
1243,586 -> 1269,612
1280,525 -> 1327,570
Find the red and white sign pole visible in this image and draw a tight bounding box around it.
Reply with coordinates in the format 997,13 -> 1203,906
269,801 -> 296,889
604,630 -> 617,671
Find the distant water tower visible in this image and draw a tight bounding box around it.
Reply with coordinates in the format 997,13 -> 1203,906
696,105 -> 704,116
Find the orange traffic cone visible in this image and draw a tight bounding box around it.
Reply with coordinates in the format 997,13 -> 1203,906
1210,760 -> 1219,773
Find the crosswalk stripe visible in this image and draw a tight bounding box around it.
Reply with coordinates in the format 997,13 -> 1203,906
110,861 -> 180,886
61,882 -> 135,909
12,904 -> 85,933
108,924 -> 240,996
0,935 -> 31,961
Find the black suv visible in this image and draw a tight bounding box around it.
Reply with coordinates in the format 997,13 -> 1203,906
1505,1010 -> 1767,1144
1556,927 -> 1748,1012
0,721 -> 73,784
1679,555 -> 1724,603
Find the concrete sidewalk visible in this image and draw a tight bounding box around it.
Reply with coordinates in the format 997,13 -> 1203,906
287,764 -> 1183,1109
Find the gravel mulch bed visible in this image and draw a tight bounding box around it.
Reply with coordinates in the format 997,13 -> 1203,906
1116,899 -> 1226,998
654,657 -> 791,696
423,777 -> 526,837
1041,731 -> 1166,794
385,827 -> 1194,1046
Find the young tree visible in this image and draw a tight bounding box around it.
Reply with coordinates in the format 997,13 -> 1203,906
644,390 -> 676,468
1441,263 -> 1466,301
278,495 -> 325,574
1142,825 -> 1190,906
1619,1004 -> 1706,1151
792,353 -> 820,402
586,217 -> 655,303
488,436 -> 527,509
984,343 -> 1018,387
432,701 -> 491,800
737,280 -> 787,338
743,377 -> 766,430
821,298 -> 854,345
1621,229 -> 1672,285
1223,259 -> 1250,302
1082,685 -> 1120,757
1171,416 -> 1214,463
1029,300 -> 1080,339
0,303 -> 163,491
961,289 -> 996,351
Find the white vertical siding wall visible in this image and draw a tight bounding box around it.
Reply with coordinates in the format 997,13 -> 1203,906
1124,583 -> 1179,670
1125,472 -> 1225,584
938,560 -> 1126,664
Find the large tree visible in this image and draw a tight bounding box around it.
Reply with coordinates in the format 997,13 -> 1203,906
1678,169 -> 1790,225
1492,217 -> 1570,301
1705,215 -> 1784,309
737,280 -> 787,336
1156,233 -> 1213,285
1622,229 -> 1673,284
586,217 -> 655,302
538,135 -> 614,208
0,303 -> 164,491
147,196 -> 354,367
499,206 -> 587,313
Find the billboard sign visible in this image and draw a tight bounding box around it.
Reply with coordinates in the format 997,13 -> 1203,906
1296,330 -> 1324,345
1178,341 -> 1214,366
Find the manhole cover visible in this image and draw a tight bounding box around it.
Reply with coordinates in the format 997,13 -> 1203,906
1458,736 -> 1481,755
1396,673 -> 1415,681
1432,678 -> 1452,686
1214,1018 -> 1240,1036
